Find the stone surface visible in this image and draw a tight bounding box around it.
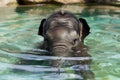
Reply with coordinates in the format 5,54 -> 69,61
0,0 -> 17,6
0,0 -> 119,6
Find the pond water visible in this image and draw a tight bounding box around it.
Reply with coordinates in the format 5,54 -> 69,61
0,5 -> 120,80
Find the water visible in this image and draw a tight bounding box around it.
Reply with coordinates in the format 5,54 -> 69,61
0,5 -> 120,80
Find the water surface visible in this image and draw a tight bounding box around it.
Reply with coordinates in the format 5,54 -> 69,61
0,5 -> 120,80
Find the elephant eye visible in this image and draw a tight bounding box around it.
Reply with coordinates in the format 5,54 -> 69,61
72,38 -> 79,45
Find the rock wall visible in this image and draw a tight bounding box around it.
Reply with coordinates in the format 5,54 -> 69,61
0,0 -> 84,6
0,0 -> 17,6
16,0 -> 85,5
0,0 -> 119,6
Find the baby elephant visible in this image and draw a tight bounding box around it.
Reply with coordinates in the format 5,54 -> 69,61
38,11 -> 90,57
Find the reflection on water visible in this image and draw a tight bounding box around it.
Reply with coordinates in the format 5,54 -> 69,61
0,4 -> 120,80
0,47 -> 94,80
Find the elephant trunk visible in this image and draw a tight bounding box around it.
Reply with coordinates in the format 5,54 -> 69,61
51,43 -> 72,57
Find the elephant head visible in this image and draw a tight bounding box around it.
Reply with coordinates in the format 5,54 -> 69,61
38,11 -> 90,56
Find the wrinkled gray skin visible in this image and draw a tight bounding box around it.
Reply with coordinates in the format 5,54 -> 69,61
38,11 -> 90,56
38,11 -> 94,80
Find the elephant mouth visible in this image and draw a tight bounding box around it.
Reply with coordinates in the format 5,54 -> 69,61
52,43 -> 68,53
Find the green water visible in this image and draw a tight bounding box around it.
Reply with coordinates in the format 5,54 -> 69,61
0,5 -> 120,80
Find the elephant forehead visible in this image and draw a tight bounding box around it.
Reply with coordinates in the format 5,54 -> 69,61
69,30 -> 78,36
49,28 -> 69,37
47,29 -> 78,41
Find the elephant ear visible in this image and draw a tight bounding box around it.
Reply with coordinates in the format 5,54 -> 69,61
38,19 -> 46,36
79,18 -> 90,42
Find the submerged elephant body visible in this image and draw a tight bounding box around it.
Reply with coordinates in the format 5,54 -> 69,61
38,11 -> 90,56
38,11 -> 94,80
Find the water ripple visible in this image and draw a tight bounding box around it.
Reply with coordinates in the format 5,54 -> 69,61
0,62 -> 66,72
4,53 -> 92,61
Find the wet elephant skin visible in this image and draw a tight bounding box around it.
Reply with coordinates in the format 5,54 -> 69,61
38,11 -> 94,80
38,11 -> 90,56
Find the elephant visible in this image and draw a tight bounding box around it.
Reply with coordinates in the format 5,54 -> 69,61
38,11 -> 90,57
38,11 -> 94,80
